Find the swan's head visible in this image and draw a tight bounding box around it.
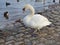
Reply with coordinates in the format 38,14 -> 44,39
23,4 -> 32,11
22,4 -> 35,15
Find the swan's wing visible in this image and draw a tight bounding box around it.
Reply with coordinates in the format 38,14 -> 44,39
23,14 -> 51,29
30,14 -> 51,27
31,14 -> 49,23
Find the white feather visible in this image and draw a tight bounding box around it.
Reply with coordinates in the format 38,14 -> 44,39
23,4 -> 51,29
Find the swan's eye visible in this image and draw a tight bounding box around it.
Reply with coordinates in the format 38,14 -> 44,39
22,8 -> 25,11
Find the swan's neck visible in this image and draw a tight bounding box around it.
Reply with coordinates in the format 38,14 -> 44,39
29,6 -> 35,15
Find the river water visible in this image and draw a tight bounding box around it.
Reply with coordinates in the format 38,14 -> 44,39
0,0 -> 59,29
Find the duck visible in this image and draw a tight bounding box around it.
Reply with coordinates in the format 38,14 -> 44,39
4,11 -> 9,19
6,2 -> 11,6
17,0 -> 19,2
22,4 -> 51,32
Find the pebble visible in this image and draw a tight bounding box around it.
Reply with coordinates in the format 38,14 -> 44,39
31,34 -> 38,37
5,40 -> 15,45
15,38 -> 24,42
38,43 -> 45,45
15,33 -> 24,38
32,40 -> 38,45
6,36 -> 15,41
39,33 -> 47,38
20,27 -> 26,30
24,39 -> 32,45
0,39 -> 5,43
53,33 -> 59,37
56,29 -> 60,32
57,42 -> 60,45
15,41 -> 24,45
24,35 -> 31,38
52,11 -> 59,14
40,38 -> 47,42
45,40 -> 56,44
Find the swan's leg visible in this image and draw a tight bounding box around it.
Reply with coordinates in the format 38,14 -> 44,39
33,29 -> 40,34
33,29 -> 38,33
37,29 -> 40,34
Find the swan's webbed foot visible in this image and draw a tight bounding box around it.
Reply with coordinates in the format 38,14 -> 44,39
33,29 -> 37,33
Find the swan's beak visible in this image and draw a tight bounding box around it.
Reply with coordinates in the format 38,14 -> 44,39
22,8 -> 25,13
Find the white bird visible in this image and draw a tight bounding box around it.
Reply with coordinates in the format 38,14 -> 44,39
22,4 -> 51,32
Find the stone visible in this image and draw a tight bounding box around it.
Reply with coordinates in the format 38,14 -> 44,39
38,43 -> 45,45
15,38 -> 24,42
57,42 -> 60,45
16,33 -> 24,38
51,10 -> 59,14
53,33 -> 59,37
24,35 -> 31,38
6,36 -> 15,41
40,38 -> 47,42
15,41 -> 24,45
5,40 -> 15,45
24,39 -> 32,45
0,39 -> 5,43
45,40 -> 56,44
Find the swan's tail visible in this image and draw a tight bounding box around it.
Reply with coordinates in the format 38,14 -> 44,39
46,21 -> 52,26
42,21 -> 52,27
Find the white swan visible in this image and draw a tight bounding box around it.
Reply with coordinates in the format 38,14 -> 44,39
22,4 -> 51,30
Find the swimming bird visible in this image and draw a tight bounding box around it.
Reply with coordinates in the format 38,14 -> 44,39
22,4 -> 51,33
6,2 -> 11,6
4,11 -> 9,19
